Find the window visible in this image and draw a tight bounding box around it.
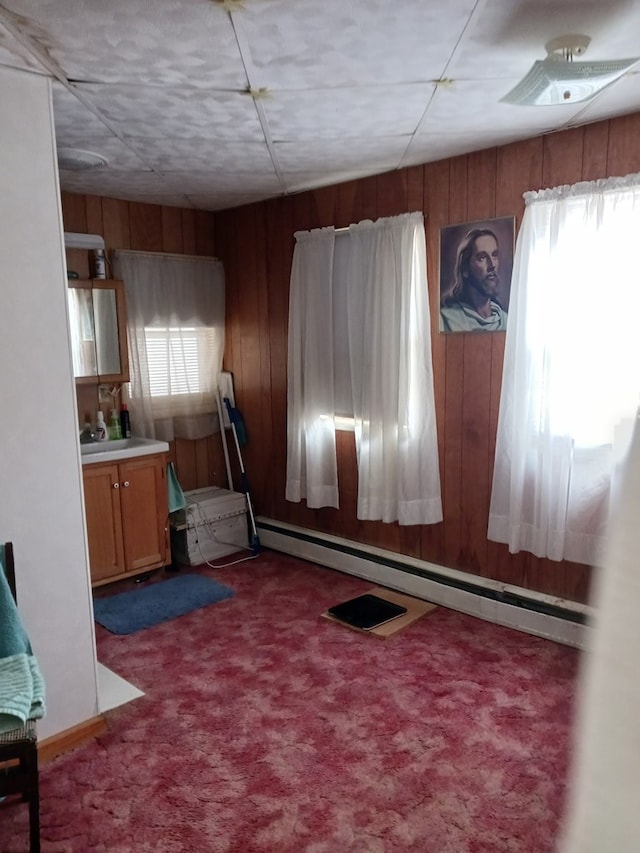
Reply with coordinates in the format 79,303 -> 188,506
286,212 -> 442,526
331,232 -> 354,423
113,251 -> 225,441
488,174 -> 640,564
144,326 -> 213,398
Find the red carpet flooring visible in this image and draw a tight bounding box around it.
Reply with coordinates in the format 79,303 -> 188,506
0,550 -> 579,852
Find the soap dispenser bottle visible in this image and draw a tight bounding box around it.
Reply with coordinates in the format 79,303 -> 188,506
95,411 -> 108,442
109,410 -> 122,440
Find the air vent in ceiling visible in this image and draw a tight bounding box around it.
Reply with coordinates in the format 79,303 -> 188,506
57,147 -> 109,171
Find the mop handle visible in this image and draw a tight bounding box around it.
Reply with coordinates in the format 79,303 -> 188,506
224,397 -> 246,475
216,391 -> 233,490
224,397 -> 260,550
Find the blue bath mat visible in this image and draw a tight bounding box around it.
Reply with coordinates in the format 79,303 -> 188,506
93,574 -> 235,634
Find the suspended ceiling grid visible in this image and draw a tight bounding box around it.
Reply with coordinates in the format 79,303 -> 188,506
1,0 -> 639,211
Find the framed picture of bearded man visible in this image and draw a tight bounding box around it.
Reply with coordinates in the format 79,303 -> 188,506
439,215 -> 515,333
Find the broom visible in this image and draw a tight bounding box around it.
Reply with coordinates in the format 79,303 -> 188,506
223,397 -> 261,553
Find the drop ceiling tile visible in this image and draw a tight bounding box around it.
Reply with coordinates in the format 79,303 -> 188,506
1,0 -> 246,87
571,72 -> 640,125
125,138 -> 276,173
52,83 -> 112,141
160,170 -> 282,196
59,136 -> 153,171
446,0 -> 640,79
186,191 -> 279,212
274,136 -> 409,173
400,133 -> 514,168
120,193 -> 196,208
282,168 -> 385,195
58,169 -> 186,204
0,18 -> 48,73
411,77 -> 580,138
264,83 -> 435,141
242,0 -> 476,87
5,0 -> 640,213
75,84 -> 264,141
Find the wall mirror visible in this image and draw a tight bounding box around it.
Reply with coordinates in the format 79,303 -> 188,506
68,285 -> 97,377
68,279 -> 129,384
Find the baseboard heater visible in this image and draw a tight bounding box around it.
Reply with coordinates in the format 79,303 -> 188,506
256,517 -> 592,650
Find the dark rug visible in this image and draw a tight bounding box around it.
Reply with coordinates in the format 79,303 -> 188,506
93,574 -> 235,634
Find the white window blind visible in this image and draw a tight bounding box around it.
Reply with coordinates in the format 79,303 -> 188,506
144,327 -> 209,397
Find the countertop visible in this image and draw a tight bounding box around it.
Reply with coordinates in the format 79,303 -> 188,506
80,437 -> 170,465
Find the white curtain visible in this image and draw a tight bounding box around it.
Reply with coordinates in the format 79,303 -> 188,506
113,251 -> 225,442
285,227 -> 339,508
347,213 -> 442,524
488,174 -> 640,564
286,212 -> 442,526
560,411 -> 640,852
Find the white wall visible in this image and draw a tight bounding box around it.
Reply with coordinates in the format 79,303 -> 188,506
0,67 -> 98,739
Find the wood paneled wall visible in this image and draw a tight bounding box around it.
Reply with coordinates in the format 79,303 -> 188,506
214,112 -> 640,605
60,192 -> 227,493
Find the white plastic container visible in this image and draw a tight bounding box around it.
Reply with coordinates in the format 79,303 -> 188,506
170,486 -> 248,564
95,411 -> 108,441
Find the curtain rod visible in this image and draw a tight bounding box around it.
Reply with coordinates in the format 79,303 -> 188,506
335,226 -> 349,234
112,249 -> 219,263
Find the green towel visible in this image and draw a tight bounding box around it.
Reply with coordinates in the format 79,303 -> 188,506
167,461 -> 186,512
0,547 -> 32,659
0,547 -> 46,732
0,653 -> 46,733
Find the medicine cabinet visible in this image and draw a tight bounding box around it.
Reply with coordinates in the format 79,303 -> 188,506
68,279 -> 129,384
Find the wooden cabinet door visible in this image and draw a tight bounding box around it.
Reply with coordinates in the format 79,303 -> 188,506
83,463 -> 125,583
119,454 -> 169,573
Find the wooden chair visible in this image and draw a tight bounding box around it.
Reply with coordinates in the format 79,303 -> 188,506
0,542 -> 41,853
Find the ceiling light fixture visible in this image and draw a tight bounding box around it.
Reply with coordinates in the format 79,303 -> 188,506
57,147 -> 109,171
501,34 -> 639,106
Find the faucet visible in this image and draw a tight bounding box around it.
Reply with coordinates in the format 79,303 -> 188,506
79,423 -> 96,444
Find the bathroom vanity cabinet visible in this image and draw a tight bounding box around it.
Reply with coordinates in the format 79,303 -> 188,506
82,452 -> 169,587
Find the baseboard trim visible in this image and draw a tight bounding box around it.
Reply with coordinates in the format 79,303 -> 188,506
256,517 -> 592,649
38,715 -> 108,765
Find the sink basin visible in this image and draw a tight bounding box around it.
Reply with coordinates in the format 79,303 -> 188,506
81,437 -> 145,454
81,436 -> 170,464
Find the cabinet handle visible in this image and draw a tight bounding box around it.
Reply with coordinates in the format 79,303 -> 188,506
122,481 -> 130,488
113,482 -> 119,489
